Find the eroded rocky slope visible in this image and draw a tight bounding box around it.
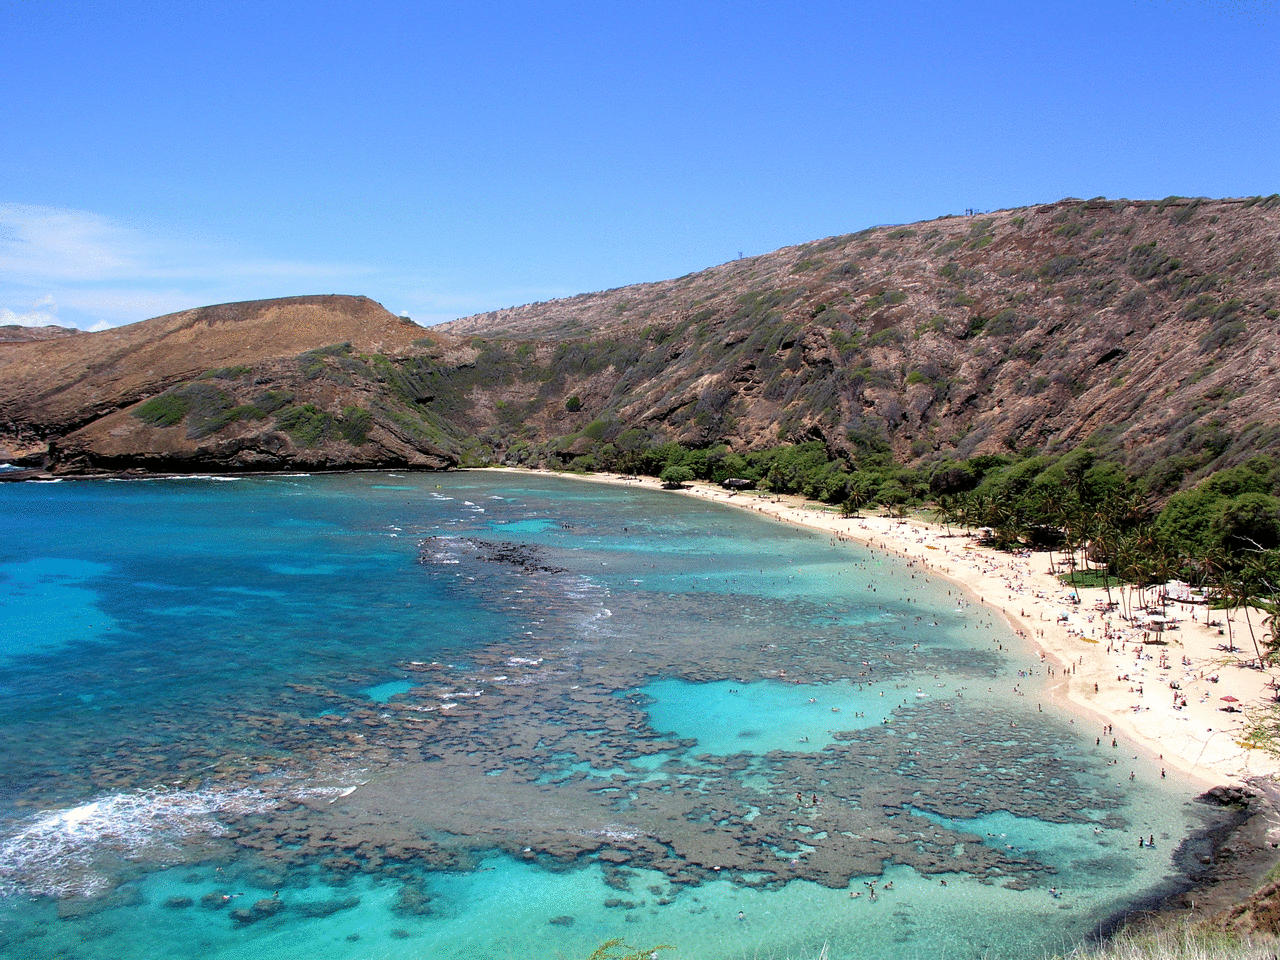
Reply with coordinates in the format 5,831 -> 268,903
2,196 -> 1278,479
442,196 -> 1280,480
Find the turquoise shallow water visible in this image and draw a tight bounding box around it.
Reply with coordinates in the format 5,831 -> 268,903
0,472 -> 1217,959
640,679 -> 899,753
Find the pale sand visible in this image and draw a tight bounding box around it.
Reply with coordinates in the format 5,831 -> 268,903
484,467 -> 1280,788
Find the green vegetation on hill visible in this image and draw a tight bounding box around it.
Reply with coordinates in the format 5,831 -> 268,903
15,197 -> 1280,484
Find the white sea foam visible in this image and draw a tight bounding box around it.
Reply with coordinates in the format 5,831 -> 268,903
0,779 -> 353,898
421,538 -> 463,564
106,474 -> 242,483
497,670 -> 554,686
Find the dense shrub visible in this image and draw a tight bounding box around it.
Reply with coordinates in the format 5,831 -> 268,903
1039,255 -> 1081,279
134,392 -> 191,427
1128,242 -> 1179,281
339,406 -> 373,445
276,404 -> 334,447
133,382 -> 245,438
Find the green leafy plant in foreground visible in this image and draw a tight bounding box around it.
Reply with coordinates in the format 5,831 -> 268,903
585,939 -> 673,960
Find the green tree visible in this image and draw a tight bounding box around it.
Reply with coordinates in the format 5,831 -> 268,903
1155,486 -> 1220,559
1213,493 -> 1280,553
841,476 -> 875,517
928,460 -> 977,497
877,478 -> 911,517
659,464 -> 694,488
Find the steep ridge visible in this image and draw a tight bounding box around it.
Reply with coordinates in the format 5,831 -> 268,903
0,325 -> 80,343
1,196 -> 1278,480
441,195 -> 1280,476
0,295 -> 421,441
0,295 -> 460,471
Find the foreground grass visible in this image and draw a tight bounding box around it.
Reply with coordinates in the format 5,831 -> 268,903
581,927 -> 1280,960
1055,925 -> 1279,960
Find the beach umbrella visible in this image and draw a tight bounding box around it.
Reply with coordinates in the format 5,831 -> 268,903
1220,695 -> 1240,703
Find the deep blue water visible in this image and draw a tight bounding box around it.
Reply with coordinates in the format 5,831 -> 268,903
0,472 -> 1213,959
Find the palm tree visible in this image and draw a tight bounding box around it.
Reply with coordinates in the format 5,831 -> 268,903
1222,567 -> 1263,665
988,492 -> 1025,550
841,484 -> 870,518
933,494 -> 961,536
1109,531 -> 1143,619
1036,488 -> 1065,577
1181,553 -> 1216,626
1206,552 -> 1239,655
1232,551 -> 1280,666
1255,548 -> 1280,663
960,491 -> 992,541
1264,603 -> 1279,665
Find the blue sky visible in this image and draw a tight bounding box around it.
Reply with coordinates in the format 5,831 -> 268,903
2,0 -> 1276,330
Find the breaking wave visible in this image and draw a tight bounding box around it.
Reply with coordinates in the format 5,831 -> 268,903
0,779 -> 351,898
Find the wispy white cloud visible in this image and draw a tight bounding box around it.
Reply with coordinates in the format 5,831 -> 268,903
0,205 -> 144,283
0,305 -> 61,327
0,204 -> 378,330
0,293 -> 62,327
0,203 -> 555,332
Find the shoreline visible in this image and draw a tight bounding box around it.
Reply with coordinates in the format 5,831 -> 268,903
483,466 -> 1280,791
10,463 -> 1280,934
486,466 -> 1280,930
18,462 -> 1279,788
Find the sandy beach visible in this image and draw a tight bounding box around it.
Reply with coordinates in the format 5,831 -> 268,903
488,468 -> 1280,789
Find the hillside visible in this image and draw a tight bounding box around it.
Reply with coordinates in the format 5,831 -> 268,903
1,195 -> 1278,482
0,324 -> 80,344
0,295 -> 460,471
440,195 -> 1280,483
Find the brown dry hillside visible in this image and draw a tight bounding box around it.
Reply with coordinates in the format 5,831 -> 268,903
439,195 -> 1280,477
0,295 -> 426,457
1,195 -> 1278,480
0,324 -> 80,343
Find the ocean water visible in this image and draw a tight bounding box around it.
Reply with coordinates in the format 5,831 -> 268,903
0,471 -> 1219,959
